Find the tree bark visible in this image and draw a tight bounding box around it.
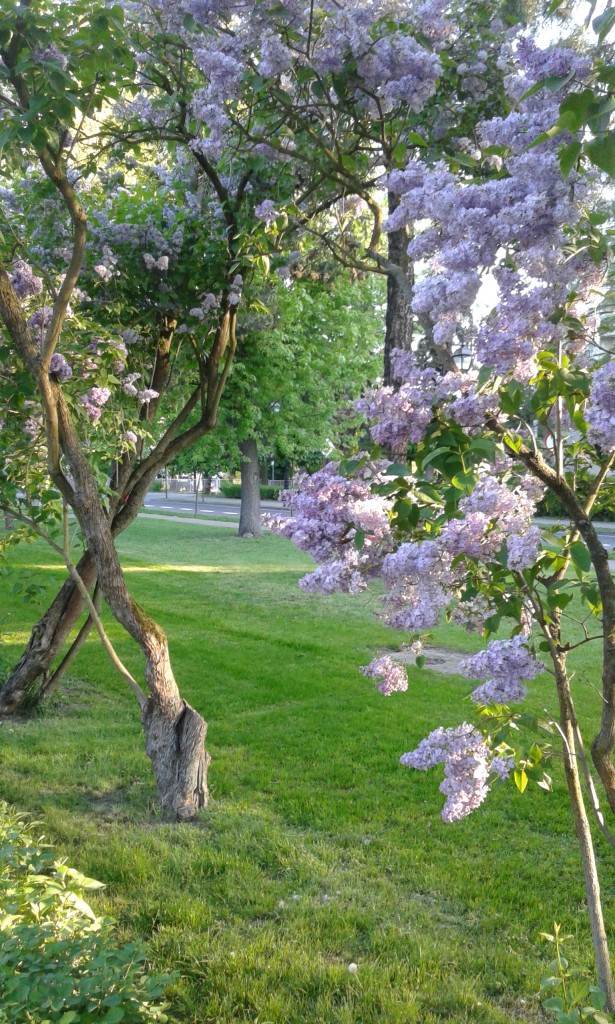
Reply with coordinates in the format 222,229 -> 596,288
384,194 -> 413,387
238,438 -> 262,538
552,645 -> 615,1010
0,551 -> 96,714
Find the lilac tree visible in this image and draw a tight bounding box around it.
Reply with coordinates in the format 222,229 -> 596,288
268,32 -> 615,1009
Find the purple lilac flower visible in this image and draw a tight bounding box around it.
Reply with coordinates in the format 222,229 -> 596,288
79,386 -> 111,422
254,199 -> 279,227
137,388 -> 159,404
10,260 -> 43,299
587,361 -> 615,452
401,723 -> 492,822
49,353 -> 72,383
361,656 -> 408,697
33,43 -> 68,70
459,635 -> 543,705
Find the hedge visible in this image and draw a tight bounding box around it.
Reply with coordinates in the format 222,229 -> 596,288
220,483 -> 282,500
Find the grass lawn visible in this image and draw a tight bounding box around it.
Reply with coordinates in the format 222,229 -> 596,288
0,518 -> 613,1024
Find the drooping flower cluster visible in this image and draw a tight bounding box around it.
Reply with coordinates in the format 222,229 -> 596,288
10,260 -> 43,299
79,386 -> 111,422
49,353 -> 72,383
358,352 -> 501,452
384,39 -> 591,378
459,635 -> 543,705
27,305 -> 53,340
586,361 -> 615,452
143,253 -> 169,272
438,471 -> 543,568
361,656 -> 408,697
33,42 -> 68,70
254,200 -> 278,227
381,540 -> 455,631
265,460 -> 393,592
400,723 -> 494,822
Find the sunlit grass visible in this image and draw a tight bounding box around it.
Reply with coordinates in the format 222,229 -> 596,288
0,518 -> 612,1024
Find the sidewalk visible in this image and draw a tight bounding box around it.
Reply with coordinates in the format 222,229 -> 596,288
534,516 -> 615,531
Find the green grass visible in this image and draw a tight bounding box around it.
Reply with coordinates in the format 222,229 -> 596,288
0,519 -> 613,1024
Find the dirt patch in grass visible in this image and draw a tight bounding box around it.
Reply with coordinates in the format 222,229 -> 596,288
383,644 -> 466,675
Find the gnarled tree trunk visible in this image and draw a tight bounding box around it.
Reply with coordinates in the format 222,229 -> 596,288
0,551 -> 96,713
238,438 -> 262,538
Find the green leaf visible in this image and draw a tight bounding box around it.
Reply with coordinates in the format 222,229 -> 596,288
585,132 -> 615,176
543,997 -> 566,1010
384,463 -> 412,476
407,131 -> 428,147
589,987 -> 607,1011
559,139 -> 582,177
570,541 -> 591,573
593,7 -> 615,41
513,769 -> 528,793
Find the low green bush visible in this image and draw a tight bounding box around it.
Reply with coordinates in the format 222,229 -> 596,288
220,483 -> 281,500
149,480 -> 164,493
0,803 -> 175,1023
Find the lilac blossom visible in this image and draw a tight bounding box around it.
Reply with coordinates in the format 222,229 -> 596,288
137,388 -> 159,404
265,460 -> 393,595
10,260 -> 43,299
400,723 -> 492,822
459,635 -> 543,706
361,656 -> 408,697
254,199 -> 278,227
143,253 -> 169,272
587,361 -> 615,452
506,525 -> 542,571
27,306 -> 53,340
79,386 -> 111,422
49,353 -> 72,383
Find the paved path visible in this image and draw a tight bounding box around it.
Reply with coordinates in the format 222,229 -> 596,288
139,512 -> 239,529
143,492 -> 290,519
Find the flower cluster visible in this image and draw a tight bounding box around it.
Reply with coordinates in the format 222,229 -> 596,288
265,460 -> 393,593
254,199 -> 278,227
587,361 -> 615,452
10,260 -> 43,299
361,656 -> 408,697
143,253 -> 169,272
49,353 -> 72,383
459,635 -> 543,705
384,40 -> 590,378
400,723 -> 493,822
79,386 -> 111,422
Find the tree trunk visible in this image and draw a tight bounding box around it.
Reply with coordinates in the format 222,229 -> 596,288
202,475 -> 212,496
384,193 -> 414,387
238,438 -> 262,538
0,551 -> 96,714
553,649 -> 615,1010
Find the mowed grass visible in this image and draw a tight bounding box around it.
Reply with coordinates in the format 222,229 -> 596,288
1,519 -> 613,1024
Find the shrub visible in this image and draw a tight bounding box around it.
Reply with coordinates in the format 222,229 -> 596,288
149,480 -> 164,493
220,483 -> 281,500
0,803 -> 176,1023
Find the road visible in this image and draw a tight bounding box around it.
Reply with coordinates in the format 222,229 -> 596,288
143,493 -> 291,519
